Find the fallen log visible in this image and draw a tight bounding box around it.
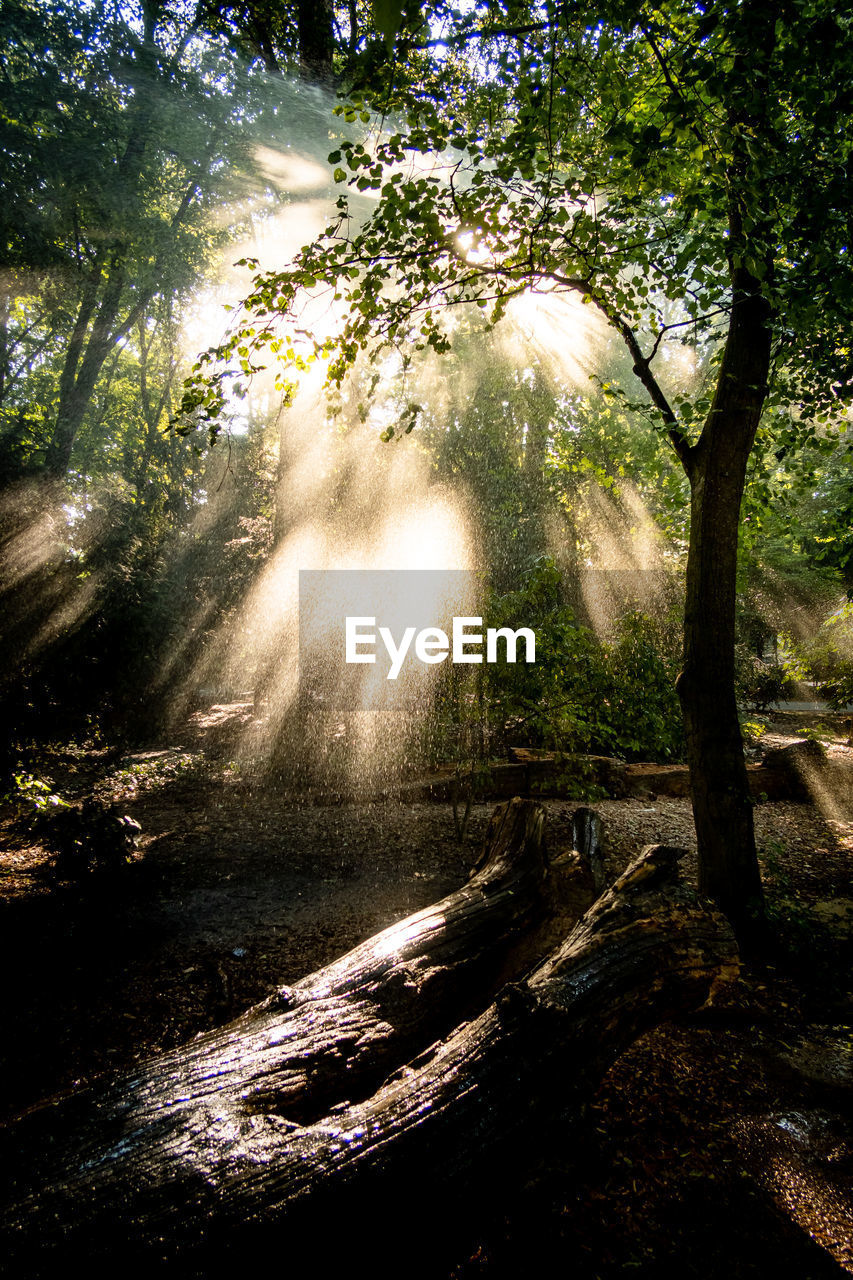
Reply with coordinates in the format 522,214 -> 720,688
1,801 -> 578,1251
1,806 -> 557,1117
1,821 -> 737,1276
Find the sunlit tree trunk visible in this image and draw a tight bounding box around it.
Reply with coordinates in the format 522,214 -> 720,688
40,13 -> 202,481
43,261 -> 126,476
42,172 -> 200,479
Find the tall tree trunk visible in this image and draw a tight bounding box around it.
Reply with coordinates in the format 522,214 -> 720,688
43,262 -> 126,477
298,0 -> 335,80
594,275 -> 770,945
42,174 -> 200,479
40,20 -> 201,481
581,0 -> 778,946
676,0 -> 777,946
677,275 -> 771,945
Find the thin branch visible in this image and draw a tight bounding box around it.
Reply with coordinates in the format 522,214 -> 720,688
646,309 -> 729,363
635,17 -> 719,157
415,22 -> 551,50
587,295 -> 695,470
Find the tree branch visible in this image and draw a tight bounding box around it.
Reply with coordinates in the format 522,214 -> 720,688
592,298 -> 695,470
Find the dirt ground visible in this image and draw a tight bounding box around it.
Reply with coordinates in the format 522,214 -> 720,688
1,708 -> 852,1277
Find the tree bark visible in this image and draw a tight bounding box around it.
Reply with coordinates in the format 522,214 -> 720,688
298,0 -> 335,81
677,275 -> 771,945
0,804 -> 737,1276
591,277 -> 770,946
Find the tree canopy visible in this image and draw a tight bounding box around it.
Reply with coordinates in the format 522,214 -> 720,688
192,0 -> 853,434
0,0 -> 295,479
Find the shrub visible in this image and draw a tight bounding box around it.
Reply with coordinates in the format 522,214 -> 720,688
473,557 -> 684,762
39,798 -> 141,880
785,603 -> 853,709
735,647 -> 796,711
4,771 -> 68,819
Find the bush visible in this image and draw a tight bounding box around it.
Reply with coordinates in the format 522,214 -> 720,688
599,609 -> 684,760
39,798 -> 141,880
4,771 -> 68,819
472,558 -> 684,762
735,647 -> 796,711
783,603 -> 853,709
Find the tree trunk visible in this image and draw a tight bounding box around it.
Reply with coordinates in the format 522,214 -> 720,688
677,261 -> 772,946
298,0 -> 335,81
41,56 -> 200,480
0,802 -> 737,1276
674,0 -> 779,949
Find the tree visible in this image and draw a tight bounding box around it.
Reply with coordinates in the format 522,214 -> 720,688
195,0 -> 403,82
1,0 -> 375,748
0,0 -> 282,480
187,0 -> 853,944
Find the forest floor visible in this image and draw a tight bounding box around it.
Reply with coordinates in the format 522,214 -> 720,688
1,708 -> 852,1277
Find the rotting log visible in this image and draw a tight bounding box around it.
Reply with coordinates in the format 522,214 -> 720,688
0,825 -> 737,1277
1,799 -> 583,1252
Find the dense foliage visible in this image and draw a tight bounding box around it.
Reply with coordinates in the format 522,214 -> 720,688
480,557 -> 685,761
